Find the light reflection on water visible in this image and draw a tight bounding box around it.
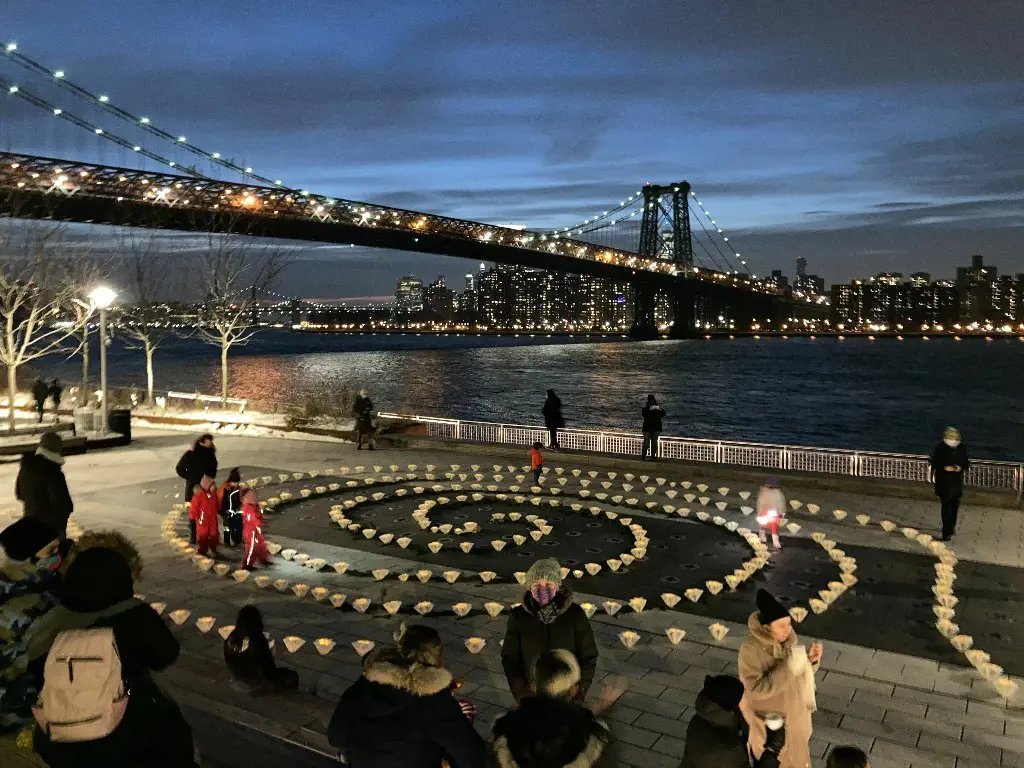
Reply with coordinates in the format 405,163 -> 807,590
43,331 -> 1024,460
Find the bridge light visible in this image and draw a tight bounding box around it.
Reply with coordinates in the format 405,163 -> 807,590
245,167 -> 253,173
6,43 -> 16,52
8,85 -> 19,94
177,136 -> 186,142
54,70 -> 64,78
133,146 -> 141,151
139,117 -> 150,124
212,152 -> 220,158
98,95 -> 109,103
94,128 -> 103,134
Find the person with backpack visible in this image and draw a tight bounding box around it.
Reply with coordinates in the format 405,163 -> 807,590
30,539 -> 195,767
175,435 -> 217,543
224,606 -> 298,694
240,489 -> 272,569
218,468 -> 245,547
190,476 -> 220,558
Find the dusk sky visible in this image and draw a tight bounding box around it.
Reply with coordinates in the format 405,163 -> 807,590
3,1 -> 1023,299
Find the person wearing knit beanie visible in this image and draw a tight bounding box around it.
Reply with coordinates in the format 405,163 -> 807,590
525,557 -> 562,606
756,588 -> 791,628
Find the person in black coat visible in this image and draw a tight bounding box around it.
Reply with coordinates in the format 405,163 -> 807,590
175,434 -> 218,543
641,394 -> 666,461
930,426 -> 970,541
32,379 -> 49,423
328,624 -> 486,768
15,432 -> 74,544
541,390 -> 564,450
224,605 -> 298,694
352,390 -> 376,450
31,539 -> 196,768
680,674 -> 782,768
49,379 -> 63,419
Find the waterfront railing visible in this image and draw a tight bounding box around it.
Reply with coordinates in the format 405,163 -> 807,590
377,413 -> 1024,495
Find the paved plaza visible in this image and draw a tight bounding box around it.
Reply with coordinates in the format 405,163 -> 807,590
1,428 -> 1022,768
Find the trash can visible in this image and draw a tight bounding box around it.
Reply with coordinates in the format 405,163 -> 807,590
73,407 -> 97,435
107,408 -> 132,441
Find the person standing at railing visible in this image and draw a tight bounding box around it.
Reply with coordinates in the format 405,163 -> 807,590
353,389 -> 377,450
930,426 -> 969,542
641,394 -> 665,461
542,390 -> 563,450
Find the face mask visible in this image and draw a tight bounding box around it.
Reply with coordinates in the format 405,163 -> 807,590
944,438 -> 960,448
530,583 -> 558,606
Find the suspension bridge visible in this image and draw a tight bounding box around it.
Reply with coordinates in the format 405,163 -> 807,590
0,42 -> 797,338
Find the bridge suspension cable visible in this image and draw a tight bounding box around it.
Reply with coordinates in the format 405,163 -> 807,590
688,187 -> 750,275
545,188 -> 644,236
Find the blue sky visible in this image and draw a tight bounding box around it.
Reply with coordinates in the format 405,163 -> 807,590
3,1 -> 1023,299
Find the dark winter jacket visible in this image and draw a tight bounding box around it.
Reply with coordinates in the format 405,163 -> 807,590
679,690 -> 755,768
930,442 -> 970,498
33,602 -> 195,768
175,444 -> 218,493
224,627 -> 277,684
492,695 -> 608,768
15,451 -> 74,539
328,649 -> 486,768
501,592 -> 599,702
642,404 -> 665,433
352,395 -> 374,430
542,396 -> 564,429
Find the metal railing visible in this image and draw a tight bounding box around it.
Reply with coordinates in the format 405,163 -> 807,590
377,413 -> 1024,494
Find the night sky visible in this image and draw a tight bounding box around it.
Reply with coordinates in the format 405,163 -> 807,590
3,1 -> 1023,300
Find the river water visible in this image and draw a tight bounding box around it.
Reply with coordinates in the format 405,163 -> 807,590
40,331 -> 1024,460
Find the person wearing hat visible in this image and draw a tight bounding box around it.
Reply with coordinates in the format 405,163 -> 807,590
930,426 -> 969,541
15,432 -> 74,544
756,476 -> 786,551
738,589 -> 821,768
500,558 -> 598,704
681,673 -> 783,768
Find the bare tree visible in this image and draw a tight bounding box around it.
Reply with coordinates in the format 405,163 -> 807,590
118,230 -> 178,404
64,255 -> 110,405
191,220 -> 291,406
0,212 -> 88,431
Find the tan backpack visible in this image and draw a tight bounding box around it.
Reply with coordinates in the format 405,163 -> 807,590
33,627 -> 129,742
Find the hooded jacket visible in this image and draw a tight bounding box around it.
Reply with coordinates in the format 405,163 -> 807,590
501,591 -> 598,702
15,451 -> 73,539
492,695 -> 608,768
738,612 -> 818,768
327,650 -> 486,768
679,689 -> 752,768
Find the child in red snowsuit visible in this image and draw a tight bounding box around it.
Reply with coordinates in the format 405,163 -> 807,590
190,475 -> 220,557
241,488 -> 271,568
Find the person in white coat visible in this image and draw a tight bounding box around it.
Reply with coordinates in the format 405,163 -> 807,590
756,476 -> 786,551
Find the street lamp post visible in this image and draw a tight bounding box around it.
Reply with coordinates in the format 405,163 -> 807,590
88,286 -> 117,433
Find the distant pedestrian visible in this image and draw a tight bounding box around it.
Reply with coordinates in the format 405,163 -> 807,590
190,476 -> 220,558
175,434 -> 218,542
218,468 -> 244,547
756,476 -> 786,551
49,379 -> 63,421
826,746 -> 870,768
930,426 -> 969,542
15,432 -> 74,546
240,489 -> 272,569
352,389 -> 376,450
641,394 -> 665,460
501,558 -> 598,705
224,606 -> 298,694
739,589 -> 821,768
541,390 -> 563,450
530,441 -> 543,486
32,379 -> 49,423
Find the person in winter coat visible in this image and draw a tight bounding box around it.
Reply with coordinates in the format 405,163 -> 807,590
190,476 -> 220,557
680,674 -> 783,768
756,477 -> 786,551
542,390 -> 564,450
930,426 -> 969,541
240,489 -> 271,568
352,390 -> 376,450
30,537 -> 196,768
224,606 -> 298,694
501,558 -> 599,703
218,468 -> 245,547
641,394 -> 665,461
739,589 -> 822,768
49,380 -> 62,418
328,624 -> 487,768
15,432 -> 74,546
175,434 -> 217,543
493,649 -> 610,768
31,379 -> 49,423
0,518 -> 61,735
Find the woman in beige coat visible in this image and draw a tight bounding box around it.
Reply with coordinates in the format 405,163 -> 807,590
738,589 -> 822,768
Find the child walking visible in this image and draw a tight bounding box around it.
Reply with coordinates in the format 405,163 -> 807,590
191,475 -> 221,557
241,488 -> 272,569
530,441 -> 544,485
218,467 -> 245,547
755,476 -> 786,551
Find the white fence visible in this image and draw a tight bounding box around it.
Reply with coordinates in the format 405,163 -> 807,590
377,413 -> 1024,494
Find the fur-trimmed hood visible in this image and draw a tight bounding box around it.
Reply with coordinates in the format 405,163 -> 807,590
492,696 -> 608,768
62,530 -> 143,581
362,650 -> 454,697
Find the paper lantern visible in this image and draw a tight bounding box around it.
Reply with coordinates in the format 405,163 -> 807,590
378,533 -> 394,545
292,584 -> 311,599
273,579 -> 290,592
281,636 -> 305,654
514,572 -> 527,584
666,490 -> 678,499
709,623 -> 729,642
725,574 -> 742,591
618,631 -> 640,649
584,563 -> 602,576
809,598 -> 828,615
414,601 -> 434,616
348,598 -> 368,614
580,602 -> 597,618
831,509 -> 847,521
740,506 -> 753,516
195,617 -> 216,633
217,625 -> 235,640
333,561 -> 350,574
705,580 -> 724,595
371,569 -> 389,581
607,559 -> 622,572
840,573 -> 858,587
452,603 -> 472,618
530,531 -> 543,542
465,637 -> 487,654
902,527 -> 919,539
213,563 -> 230,577
513,535 -> 527,546
443,571 -> 461,584
965,649 -> 990,667
479,571 -> 497,583
698,496 -> 711,507
428,542 -> 443,553
696,511 -> 710,522
665,627 -> 686,645
311,587 -> 329,603
789,606 -> 808,623
397,574 -> 410,583
254,576 -> 271,589
169,609 -> 191,626
603,601 -> 621,616
628,597 -> 647,613
491,540 -> 507,552
685,588 -> 703,603
417,570 -> 432,583
384,601 -> 402,616
352,640 -> 375,657
993,677 -> 1019,699
620,553 -> 635,566
484,602 -> 504,618
935,619 -> 959,638
232,569 -> 250,583
937,594 -> 958,609
307,558 -> 326,571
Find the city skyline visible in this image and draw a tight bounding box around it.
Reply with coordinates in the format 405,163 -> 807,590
3,2 -> 1022,300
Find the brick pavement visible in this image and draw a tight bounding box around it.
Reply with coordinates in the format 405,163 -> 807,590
1,428 -> 1021,768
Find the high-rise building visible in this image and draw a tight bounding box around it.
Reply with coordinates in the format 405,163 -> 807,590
956,255 -> 997,323
395,276 -> 424,313
768,270 -> 789,290
796,257 -> 807,278
424,276 -> 456,322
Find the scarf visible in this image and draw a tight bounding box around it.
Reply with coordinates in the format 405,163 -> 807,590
787,645 -> 817,712
523,587 -> 573,625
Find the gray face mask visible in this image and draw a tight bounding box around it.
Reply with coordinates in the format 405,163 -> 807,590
944,438 -> 960,448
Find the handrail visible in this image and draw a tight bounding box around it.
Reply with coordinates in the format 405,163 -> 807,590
377,412 -> 1024,495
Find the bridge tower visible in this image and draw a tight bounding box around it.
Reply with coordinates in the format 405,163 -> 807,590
630,182 -> 694,339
